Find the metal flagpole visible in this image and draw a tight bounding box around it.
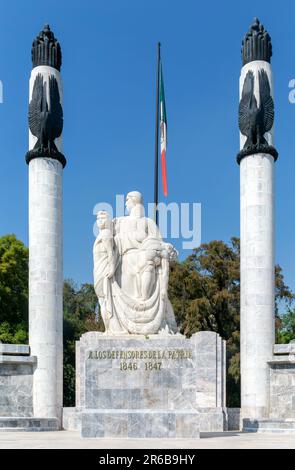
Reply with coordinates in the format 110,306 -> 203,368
154,42 -> 161,225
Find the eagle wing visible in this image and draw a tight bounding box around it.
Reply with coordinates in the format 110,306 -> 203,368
48,75 -> 63,139
259,69 -> 274,133
238,70 -> 256,137
28,73 -> 44,138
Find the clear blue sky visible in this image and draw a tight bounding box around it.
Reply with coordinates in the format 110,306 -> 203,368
0,0 -> 295,291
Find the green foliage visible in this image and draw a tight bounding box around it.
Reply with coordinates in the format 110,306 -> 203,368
0,234 -> 29,344
168,237 -> 293,407
63,279 -> 104,406
277,308 -> 295,344
63,363 -> 76,407
169,238 -> 241,406
0,321 -> 28,344
275,266 -> 294,309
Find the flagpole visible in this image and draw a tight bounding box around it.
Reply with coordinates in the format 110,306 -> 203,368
154,42 -> 161,226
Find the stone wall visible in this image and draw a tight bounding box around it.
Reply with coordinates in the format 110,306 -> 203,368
243,343 -> 295,433
269,344 -> 295,420
0,345 -> 35,417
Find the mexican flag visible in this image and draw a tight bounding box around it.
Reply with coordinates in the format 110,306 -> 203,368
160,64 -> 168,197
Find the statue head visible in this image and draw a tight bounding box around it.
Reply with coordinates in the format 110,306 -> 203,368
125,191 -> 143,213
96,211 -> 111,230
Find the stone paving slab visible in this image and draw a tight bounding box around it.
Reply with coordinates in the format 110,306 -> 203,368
0,431 -> 295,449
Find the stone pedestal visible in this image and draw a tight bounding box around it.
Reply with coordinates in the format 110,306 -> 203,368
0,344 -> 35,418
242,343 -> 295,433
269,345 -> 295,421
0,344 -> 59,432
238,20 -> 277,424
27,26 -> 65,426
73,331 -> 227,438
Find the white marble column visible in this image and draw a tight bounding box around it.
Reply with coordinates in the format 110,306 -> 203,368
29,157 -> 63,423
239,58 -> 276,420
240,152 -> 275,419
28,64 -> 64,425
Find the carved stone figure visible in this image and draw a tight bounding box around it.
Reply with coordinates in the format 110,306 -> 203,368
93,191 -> 178,335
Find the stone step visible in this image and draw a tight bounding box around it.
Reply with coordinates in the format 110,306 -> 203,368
243,419 -> 295,433
63,407 -> 226,433
82,409 -> 200,438
0,344 -> 30,355
0,417 -> 59,432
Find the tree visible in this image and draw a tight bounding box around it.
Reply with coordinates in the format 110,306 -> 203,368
277,308 -> 295,344
168,237 -> 293,407
63,279 -> 104,406
0,234 -> 29,344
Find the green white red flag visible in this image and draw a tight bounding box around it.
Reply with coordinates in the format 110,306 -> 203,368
160,64 -> 168,197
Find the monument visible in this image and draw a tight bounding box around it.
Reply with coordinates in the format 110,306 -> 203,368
0,24 -> 65,432
65,191 -> 228,438
5,19 -> 295,437
27,24 -> 66,427
238,19 -> 295,433
0,22 -> 227,436
238,17 -> 277,422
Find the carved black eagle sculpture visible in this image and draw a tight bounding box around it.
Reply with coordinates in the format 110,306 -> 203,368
26,73 -> 66,167
237,69 -> 278,163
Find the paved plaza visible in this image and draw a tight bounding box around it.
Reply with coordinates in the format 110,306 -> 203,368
0,431 -> 294,449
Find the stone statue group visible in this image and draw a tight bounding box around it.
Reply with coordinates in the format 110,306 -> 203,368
93,191 -> 178,335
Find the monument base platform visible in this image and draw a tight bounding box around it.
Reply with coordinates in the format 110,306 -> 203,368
82,409 -> 199,438
63,406 -> 226,433
75,331 -> 227,438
